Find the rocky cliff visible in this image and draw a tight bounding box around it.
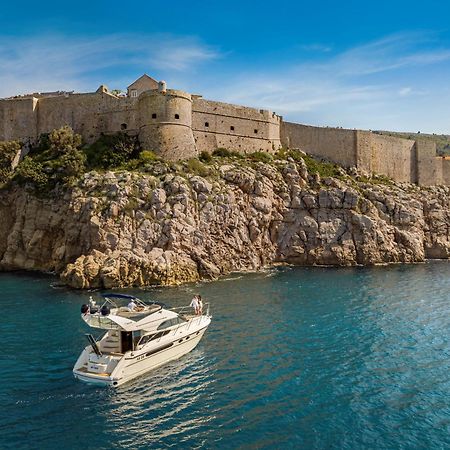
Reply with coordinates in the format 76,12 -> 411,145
0,156 -> 449,288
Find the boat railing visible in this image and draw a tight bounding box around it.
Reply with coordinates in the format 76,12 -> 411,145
169,302 -> 210,317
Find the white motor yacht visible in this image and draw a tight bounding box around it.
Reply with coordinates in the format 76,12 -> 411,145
73,294 -> 211,387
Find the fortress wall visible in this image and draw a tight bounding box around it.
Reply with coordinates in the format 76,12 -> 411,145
138,90 -> 197,160
0,98 -> 38,142
192,98 -> 281,153
37,94 -> 138,143
369,134 -> 416,183
441,158 -> 450,185
280,122 -> 357,167
415,140 -> 439,185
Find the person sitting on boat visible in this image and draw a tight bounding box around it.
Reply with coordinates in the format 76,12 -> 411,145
190,295 -> 200,315
127,299 -> 143,312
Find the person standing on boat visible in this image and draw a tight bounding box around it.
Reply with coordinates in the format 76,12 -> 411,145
197,295 -> 203,315
190,295 -> 200,315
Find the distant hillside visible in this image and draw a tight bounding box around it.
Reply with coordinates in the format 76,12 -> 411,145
373,131 -> 450,156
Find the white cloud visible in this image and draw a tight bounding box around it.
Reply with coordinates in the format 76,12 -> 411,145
1,31 -> 449,133
399,87 -> 412,96
199,32 -> 450,133
0,33 -> 219,96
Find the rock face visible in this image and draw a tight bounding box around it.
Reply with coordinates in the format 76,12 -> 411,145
1,159 -> 450,288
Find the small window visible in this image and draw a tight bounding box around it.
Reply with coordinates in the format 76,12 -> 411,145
174,114 -> 180,119
131,90 -> 138,98
152,113 -> 157,119
121,123 -> 127,130
230,126 -> 235,131
205,122 -> 209,127
254,129 -> 258,134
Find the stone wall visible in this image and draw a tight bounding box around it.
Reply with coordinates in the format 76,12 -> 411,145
281,122 -> 357,167
138,90 -> 197,160
369,133 -> 416,183
0,97 -> 38,142
441,158 -> 450,185
0,81 -> 448,185
415,140 -> 440,186
280,122 -> 445,186
0,92 -> 139,145
36,93 -> 138,143
192,98 -> 281,154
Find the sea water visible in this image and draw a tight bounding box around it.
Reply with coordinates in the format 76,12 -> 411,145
1,263 -> 450,449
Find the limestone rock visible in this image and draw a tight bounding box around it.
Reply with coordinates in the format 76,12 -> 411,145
0,165 -> 449,289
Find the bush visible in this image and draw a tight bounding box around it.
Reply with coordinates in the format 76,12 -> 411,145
199,151 -> 212,163
83,133 -> 139,169
0,140 -> 21,183
186,158 -> 209,177
301,154 -> 342,178
57,149 -> 86,183
249,151 -> 273,163
139,150 -> 159,163
15,157 -> 49,189
48,126 -> 82,155
212,148 -> 232,157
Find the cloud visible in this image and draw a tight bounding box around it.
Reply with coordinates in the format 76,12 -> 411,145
1,30 -> 449,133
0,33 -> 219,96
398,87 -> 412,96
200,31 -> 450,133
300,43 -> 332,53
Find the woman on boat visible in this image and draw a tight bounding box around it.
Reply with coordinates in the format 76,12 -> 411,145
190,295 -> 201,315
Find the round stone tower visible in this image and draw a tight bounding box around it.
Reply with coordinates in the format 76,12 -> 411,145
138,89 -> 197,160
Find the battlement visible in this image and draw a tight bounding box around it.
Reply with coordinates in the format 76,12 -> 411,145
0,74 -> 448,185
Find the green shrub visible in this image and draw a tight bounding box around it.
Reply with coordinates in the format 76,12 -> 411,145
139,150 -> 159,163
249,151 -> 273,163
48,126 -> 82,155
199,151 -> 212,163
15,157 -> 49,189
0,140 -> 21,183
274,148 -> 289,160
212,148 -> 232,157
57,149 -> 86,183
186,158 -> 209,177
83,133 -> 139,169
302,154 -> 342,178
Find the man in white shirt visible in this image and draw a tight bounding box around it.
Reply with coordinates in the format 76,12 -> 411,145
128,299 -> 137,311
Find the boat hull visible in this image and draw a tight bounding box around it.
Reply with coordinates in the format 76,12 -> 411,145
73,323 -> 209,387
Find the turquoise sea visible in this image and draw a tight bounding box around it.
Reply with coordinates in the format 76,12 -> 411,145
1,262 -> 450,449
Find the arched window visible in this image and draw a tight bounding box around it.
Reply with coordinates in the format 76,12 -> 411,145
174,114 -> 180,119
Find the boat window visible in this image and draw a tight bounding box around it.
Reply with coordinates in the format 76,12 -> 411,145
138,330 -> 171,346
138,335 -> 152,346
157,316 -> 186,331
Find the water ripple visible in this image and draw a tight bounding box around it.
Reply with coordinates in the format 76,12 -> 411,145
1,263 -> 450,449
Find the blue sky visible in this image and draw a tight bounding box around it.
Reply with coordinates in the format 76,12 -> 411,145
2,0 -> 450,133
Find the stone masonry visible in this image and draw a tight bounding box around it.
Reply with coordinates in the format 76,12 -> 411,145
0,74 -> 448,185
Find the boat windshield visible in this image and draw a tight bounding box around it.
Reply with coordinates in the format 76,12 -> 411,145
84,314 -> 122,330
156,316 -> 187,330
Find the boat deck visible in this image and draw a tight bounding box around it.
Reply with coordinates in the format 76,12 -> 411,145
76,366 -> 110,377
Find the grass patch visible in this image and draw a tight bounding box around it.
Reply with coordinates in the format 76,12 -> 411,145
186,158 -> 210,177
301,154 -> 343,179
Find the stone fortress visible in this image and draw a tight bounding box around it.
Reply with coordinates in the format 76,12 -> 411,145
0,74 -> 448,185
